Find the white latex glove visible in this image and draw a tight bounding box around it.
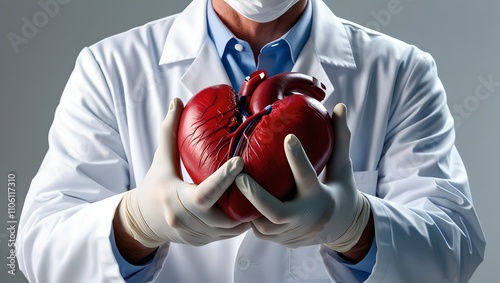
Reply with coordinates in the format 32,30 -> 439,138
118,98 -> 250,248
235,104 -> 370,251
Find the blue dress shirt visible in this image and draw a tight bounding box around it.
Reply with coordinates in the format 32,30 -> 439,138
206,0 -> 311,92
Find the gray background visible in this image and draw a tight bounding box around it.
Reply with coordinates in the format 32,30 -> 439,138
1,0 -> 498,282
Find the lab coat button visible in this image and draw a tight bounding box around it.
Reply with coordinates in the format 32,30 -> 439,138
234,43 -> 244,52
237,256 -> 251,270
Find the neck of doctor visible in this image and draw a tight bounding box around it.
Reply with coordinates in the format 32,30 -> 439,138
211,0 -> 308,63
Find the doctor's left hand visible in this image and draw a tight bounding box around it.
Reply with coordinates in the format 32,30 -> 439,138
115,98 -> 250,255
235,104 -> 372,255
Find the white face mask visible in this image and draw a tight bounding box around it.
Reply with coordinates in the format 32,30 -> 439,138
224,0 -> 301,23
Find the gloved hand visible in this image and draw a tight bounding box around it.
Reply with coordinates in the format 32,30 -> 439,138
235,104 -> 371,251
118,98 -> 250,248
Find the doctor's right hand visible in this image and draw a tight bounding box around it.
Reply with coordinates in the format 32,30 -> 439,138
116,98 -> 250,250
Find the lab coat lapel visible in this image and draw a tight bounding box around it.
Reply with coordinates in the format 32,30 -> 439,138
158,0 -> 230,95
293,0 -> 358,101
292,39 -> 335,99
180,39 -> 231,95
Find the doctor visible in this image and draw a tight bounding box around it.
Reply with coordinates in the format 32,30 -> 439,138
17,0 -> 485,282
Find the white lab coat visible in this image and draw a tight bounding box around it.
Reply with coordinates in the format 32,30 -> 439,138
17,0 -> 485,282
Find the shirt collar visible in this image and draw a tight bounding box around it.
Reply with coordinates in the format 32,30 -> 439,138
206,2 -> 234,58
206,0 -> 312,63
159,0 -> 356,70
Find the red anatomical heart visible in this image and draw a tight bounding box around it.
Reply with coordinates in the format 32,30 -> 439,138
178,71 -> 334,221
